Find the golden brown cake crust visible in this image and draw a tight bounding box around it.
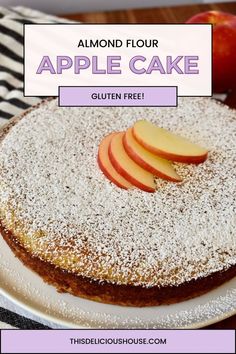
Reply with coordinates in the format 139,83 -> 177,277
1,221 -> 236,307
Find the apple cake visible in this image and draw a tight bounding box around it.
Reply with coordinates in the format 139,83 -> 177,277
0,98 -> 235,306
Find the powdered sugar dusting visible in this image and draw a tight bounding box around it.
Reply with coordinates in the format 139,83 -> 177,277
0,98 -> 235,287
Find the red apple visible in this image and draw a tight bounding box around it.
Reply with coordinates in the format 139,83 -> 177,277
186,10 -> 236,93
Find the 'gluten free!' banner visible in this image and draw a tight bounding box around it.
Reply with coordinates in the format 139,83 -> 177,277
24,24 -> 212,106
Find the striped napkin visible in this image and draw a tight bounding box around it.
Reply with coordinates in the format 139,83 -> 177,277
0,6 -> 72,329
0,6 -> 71,122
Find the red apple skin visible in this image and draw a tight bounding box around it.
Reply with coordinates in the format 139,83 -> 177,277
186,11 -> 236,93
108,136 -> 155,193
123,133 -> 182,182
132,128 -> 208,164
98,132 -> 132,190
98,154 -> 130,190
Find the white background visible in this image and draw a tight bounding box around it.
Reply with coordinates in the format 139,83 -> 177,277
25,24 -> 212,96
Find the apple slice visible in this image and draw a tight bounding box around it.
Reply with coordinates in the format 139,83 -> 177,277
133,120 -> 208,164
109,132 -> 156,193
98,132 -> 133,189
123,128 -> 182,182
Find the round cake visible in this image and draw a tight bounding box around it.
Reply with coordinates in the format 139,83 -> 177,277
0,98 -> 235,306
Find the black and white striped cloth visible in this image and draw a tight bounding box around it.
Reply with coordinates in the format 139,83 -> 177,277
0,6 -> 71,122
0,6 -> 72,329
